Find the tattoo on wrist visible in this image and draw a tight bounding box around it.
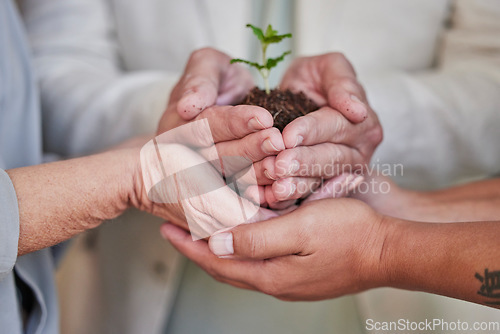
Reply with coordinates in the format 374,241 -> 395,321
475,269 -> 500,305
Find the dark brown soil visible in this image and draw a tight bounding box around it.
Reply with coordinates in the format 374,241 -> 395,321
238,87 -> 318,131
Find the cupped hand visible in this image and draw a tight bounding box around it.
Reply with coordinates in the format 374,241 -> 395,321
158,47 -> 254,134
266,53 -> 383,204
160,198 -> 389,300
137,141 -> 283,239
157,47 -> 289,208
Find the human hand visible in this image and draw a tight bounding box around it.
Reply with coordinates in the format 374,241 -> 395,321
157,47 -> 254,134
263,53 -> 383,205
137,141 -> 283,239
160,198 -> 388,300
138,106 -> 288,238
158,47 -> 290,208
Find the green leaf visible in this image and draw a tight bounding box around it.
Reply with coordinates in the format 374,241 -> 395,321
265,24 -> 278,38
248,24 -> 292,45
231,24 -> 293,93
246,24 -> 265,42
263,33 -> 292,44
265,50 -> 291,70
230,58 -> 265,70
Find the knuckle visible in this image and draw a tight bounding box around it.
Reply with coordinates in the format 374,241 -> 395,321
248,231 -> 264,259
266,126 -> 282,137
238,229 -> 265,258
286,114 -> 312,138
190,47 -> 215,61
336,77 -> 358,92
333,114 -> 349,139
327,51 -> 347,62
369,123 -> 384,146
331,145 -> 346,165
226,114 -> 242,136
240,140 -> 259,162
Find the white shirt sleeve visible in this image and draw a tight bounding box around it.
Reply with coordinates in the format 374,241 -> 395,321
365,0 -> 500,190
20,0 -> 179,157
0,170 -> 19,281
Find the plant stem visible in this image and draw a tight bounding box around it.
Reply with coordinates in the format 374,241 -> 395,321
261,69 -> 270,94
261,44 -> 270,94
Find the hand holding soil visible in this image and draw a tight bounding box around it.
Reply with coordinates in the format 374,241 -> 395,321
166,30 -> 383,209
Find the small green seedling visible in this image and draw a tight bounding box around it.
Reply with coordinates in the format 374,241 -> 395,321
231,24 -> 292,94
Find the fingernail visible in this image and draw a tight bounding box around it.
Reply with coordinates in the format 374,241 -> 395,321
287,182 -> 297,198
288,160 -> 300,175
293,135 -> 304,148
248,117 -> 266,131
262,138 -> 281,154
209,232 -> 234,257
264,170 -> 277,181
347,175 -> 364,194
350,94 -> 362,103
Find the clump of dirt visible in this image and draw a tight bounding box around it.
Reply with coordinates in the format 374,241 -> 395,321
238,87 -> 318,131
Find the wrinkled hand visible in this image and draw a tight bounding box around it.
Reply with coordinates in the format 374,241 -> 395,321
141,48 -> 293,235
157,47 -> 254,134
263,53 -> 383,206
137,141 -> 282,239
160,198 -> 388,300
160,47 -> 288,208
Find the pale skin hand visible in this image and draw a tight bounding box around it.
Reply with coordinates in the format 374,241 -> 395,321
8,100 -> 284,255
161,178 -> 500,308
264,53 -> 383,205
171,50 -> 383,208
157,47 -> 255,134
157,48 -> 286,201
7,147 -> 138,256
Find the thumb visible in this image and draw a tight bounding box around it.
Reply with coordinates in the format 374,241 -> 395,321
208,215 -> 305,260
174,48 -> 231,120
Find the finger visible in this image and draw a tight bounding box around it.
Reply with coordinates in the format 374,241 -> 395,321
325,76 -> 368,124
275,143 -> 364,178
208,214 -> 306,259
243,185 -> 267,206
199,127 -> 285,164
280,57 -> 327,105
215,63 -> 254,105
281,53 -> 368,123
318,53 -> 368,123
252,156 -> 277,185
281,107 -> 356,149
303,174 -> 364,203
185,182 -> 279,237
264,185 -> 297,210
173,48 -> 235,120
231,156 -> 276,190
196,105 -> 274,143
148,144 -> 276,237
157,105 -> 274,149
271,177 -> 322,201
160,223 -> 260,291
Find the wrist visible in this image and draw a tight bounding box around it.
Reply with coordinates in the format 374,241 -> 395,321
362,214 -> 407,290
118,147 -> 145,214
374,215 -> 431,291
93,147 -> 141,221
